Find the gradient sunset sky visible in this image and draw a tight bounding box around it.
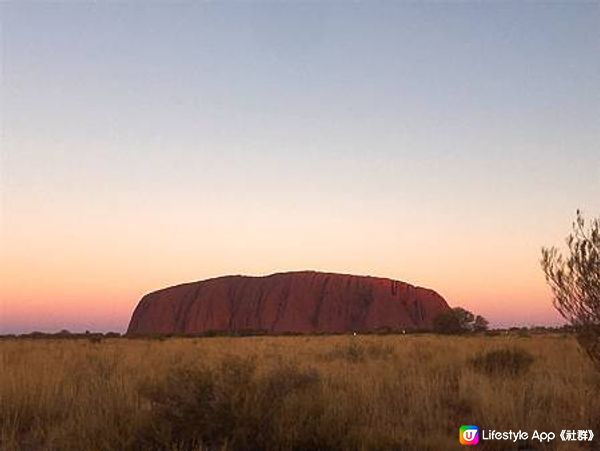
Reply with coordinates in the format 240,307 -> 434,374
1,2 -> 599,333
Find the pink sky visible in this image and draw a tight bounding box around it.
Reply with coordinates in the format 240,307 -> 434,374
1,201 -> 569,333
2,3 -> 598,333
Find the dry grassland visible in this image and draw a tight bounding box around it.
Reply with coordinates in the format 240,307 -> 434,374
1,334 -> 599,450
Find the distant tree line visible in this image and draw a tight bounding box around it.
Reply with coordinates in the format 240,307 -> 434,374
0,330 -> 121,341
0,323 -> 580,341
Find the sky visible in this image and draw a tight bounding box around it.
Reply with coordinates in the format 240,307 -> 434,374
1,2 -> 599,333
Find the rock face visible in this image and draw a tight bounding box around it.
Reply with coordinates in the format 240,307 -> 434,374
127,271 -> 450,335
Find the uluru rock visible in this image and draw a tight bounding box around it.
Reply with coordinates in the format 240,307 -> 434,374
127,271 -> 450,335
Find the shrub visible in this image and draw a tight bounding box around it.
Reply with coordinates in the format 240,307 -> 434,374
517,328 -> 531,338
136,356 -> 322,450
541,210 -> 600,370
104,332 -> 121,338
473,315 -> 489,332
434,308 -> 490,334
323,341 -> 394,363
433,310 -> 465,335
469,348 -> 535,377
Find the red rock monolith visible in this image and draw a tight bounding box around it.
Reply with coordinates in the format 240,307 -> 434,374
127,271 -> 450,335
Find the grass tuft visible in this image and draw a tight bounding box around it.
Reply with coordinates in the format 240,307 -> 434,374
469,347 -> 535,377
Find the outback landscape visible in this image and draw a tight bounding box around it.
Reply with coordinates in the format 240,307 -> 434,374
2,333 -> 599,451
2,2 -> 599,451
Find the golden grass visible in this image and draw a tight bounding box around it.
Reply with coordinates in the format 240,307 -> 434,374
1,335 -> 598,450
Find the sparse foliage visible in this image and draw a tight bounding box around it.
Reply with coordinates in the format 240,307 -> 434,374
541,210 -> 600,369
